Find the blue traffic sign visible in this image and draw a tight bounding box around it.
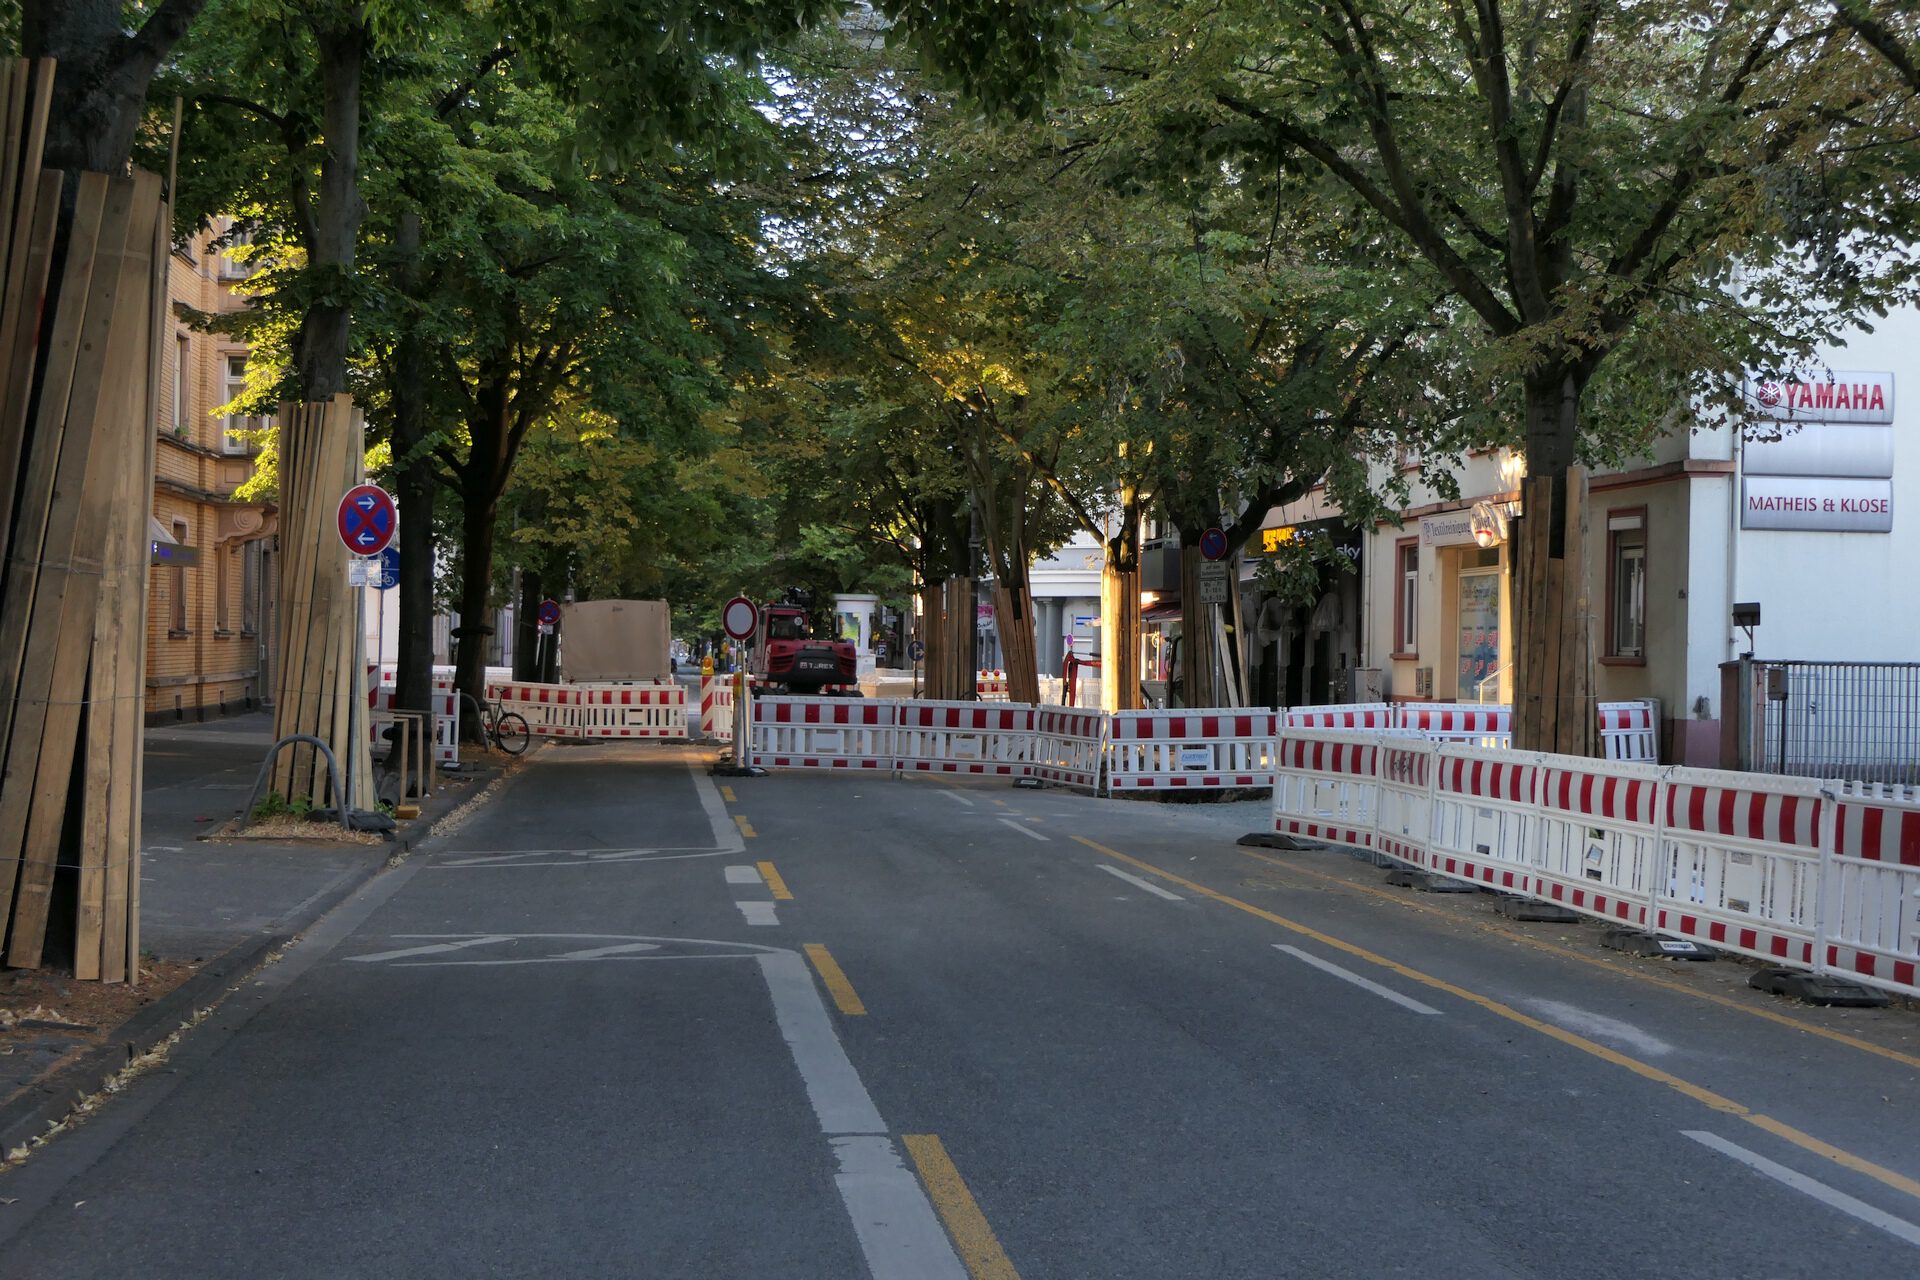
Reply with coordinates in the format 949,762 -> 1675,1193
337,483 -> 398,556
374,545 -> 400,591
1198,526 -> 1229,561
908,639 -> 926,663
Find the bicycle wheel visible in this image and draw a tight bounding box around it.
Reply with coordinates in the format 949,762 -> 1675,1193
494,711 -> 531,755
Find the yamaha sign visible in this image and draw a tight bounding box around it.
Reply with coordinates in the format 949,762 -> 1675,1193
1742,369 -> 1894,533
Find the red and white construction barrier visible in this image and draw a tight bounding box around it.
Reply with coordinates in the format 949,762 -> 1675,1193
1285,703 -> 1397,731
487,681 -> 689,740
975,670 -> 1010,701
1029,706 -> 1107,791
1270,729 -> 1920,1001
748,696 -> 896,770
1397,703 -> 1511,745
368,684 -> 460,765
1107,710 -> 1279,790
895,701 -> 1033,776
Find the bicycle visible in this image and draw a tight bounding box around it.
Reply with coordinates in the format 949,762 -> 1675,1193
479,693 -> 531,755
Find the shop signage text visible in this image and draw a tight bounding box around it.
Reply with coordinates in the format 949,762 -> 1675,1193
1742,370 -> 1894,425
1741,477 -> 1893,533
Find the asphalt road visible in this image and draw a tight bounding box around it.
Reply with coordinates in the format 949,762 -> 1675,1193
3,742 -> 1919,1278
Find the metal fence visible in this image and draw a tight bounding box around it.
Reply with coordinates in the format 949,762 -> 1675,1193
1757,661 -> 1920,784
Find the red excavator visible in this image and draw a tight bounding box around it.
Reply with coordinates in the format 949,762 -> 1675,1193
749,604 -> 858,693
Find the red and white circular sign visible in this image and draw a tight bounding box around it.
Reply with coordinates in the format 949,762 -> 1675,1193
722,595 -> 758,641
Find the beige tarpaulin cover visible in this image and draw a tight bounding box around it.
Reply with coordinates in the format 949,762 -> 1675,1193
558,599 -> 672,682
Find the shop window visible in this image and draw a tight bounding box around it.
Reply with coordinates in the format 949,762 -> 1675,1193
1607,509 -> 1647,662
1393,538 -> 1419,657
223,354 -> 254,454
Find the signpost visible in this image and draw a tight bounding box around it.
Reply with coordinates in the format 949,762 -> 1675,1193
337,484 -> 399,818
1197,561 -> 1231,605
723,595 -> 758,641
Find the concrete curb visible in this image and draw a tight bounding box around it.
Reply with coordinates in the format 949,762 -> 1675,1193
0,755 -> 512,1156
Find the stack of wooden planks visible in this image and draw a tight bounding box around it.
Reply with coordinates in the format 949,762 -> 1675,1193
0,59 -> 166,981
1513,465 -> 1596,757
269,395 -> 374,812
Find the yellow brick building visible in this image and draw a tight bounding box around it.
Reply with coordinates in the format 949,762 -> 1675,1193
145,224 -> 276,723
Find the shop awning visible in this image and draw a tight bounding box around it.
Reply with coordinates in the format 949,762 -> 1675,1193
1142,601 -> 1181,624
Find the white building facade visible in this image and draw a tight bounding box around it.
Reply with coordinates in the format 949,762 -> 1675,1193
1333,305 -> 1917,767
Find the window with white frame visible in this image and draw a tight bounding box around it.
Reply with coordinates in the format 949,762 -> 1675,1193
242,540 -> 261,636
170,519 -> 190,633
172,335 -> 189,437
223,355 -> 254,454
1607,511 -> 1647,660
1394,539 -> 1419,655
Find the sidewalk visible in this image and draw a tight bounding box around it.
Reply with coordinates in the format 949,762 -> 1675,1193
2,713 -> 515,1154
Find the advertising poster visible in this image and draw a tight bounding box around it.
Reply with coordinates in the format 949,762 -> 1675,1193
1457,570 -> 1501,692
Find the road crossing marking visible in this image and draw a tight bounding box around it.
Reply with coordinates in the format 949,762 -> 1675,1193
758,861 -> 793,900
1275,945 -> 1441,1015
1075,836 -> 1920,1208
1685,1131 -> 1920,1248
1096,865 -> 1183,901
738,902 -> 780,927
805,944 -> 867,1015
904,1135 -> 1022,1280
938,791 -> 975,808
997,818 -> 1048,842
725,865 -> 762,884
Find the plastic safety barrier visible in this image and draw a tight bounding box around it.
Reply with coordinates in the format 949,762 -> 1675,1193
1029,706 -> 1107,791
748,696 -> 896,770
975,670 -> 1009,701
1107,710 -> 1279,791
1828,794 -> 1920,991
1272,732 -> 1384,849
1598,699 -> 1660,761
1284,703 -> 1396,731
1270,731 -> 1920,1000
1397,703 -> 1511,747
895,701 -> 1033,776
368,684 -> 459,765
487,681 -> 689,740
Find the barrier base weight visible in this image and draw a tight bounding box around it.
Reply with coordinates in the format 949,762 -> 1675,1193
1237,832 -> 1302,850
1748,968 -> 1890,1007
1385,868 -> 1476,893
1602,930 -> 1717,961
1493,896 -> 1582,923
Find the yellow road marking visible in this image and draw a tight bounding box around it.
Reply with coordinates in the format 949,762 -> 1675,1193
804,944 -> 866,1015
903,1134 -> 1021,1280
1239,847 -> 1920,1073
734,815 -> 756,839
721,785 -> 737,803
1074,836 -> 1920,1206
992,799 -> 1008,808
757,860 -> 793,900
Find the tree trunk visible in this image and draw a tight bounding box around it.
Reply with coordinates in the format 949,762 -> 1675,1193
292,17 -> 367,401
1511,366 -> 1595,756
992,577 -> 1040,705
453,489 -> 500,729
514,568 -> 543,681
1177,540 -> 1220,709
1100,522 -> 1142,713
389,212 -> 436,718
25,0 -> 209,174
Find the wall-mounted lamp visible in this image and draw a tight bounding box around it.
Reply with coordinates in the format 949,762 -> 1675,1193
1732,601 -> 1761,658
